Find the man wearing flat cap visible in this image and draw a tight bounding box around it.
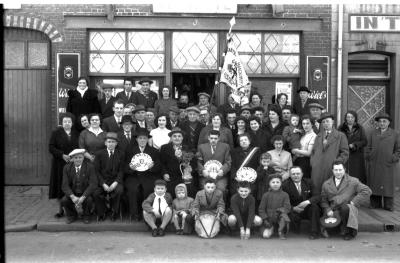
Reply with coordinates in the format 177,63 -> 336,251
99,83 -> 116,119
366,113 -> 400,211
61,149 -> 98,224
93,132 -> 125,221
179,106 -> 205,152
310,113 -> 349,194
196,92 -> 217,114
293,86 -> 317,116
132,105 -> 148,131
132,78 -> 158,108
124,128 -> 161,221
167,105 -> 181,130
308,102 -> 325,134
239,104 -> 252,120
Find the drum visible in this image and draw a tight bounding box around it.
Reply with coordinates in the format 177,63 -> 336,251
195,212 -> 220,238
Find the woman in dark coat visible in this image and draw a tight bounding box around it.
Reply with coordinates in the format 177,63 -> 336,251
248,116 -> 270,153
338,111 -> 367,183
49,113 -> 79,217
262,105 -> 288,151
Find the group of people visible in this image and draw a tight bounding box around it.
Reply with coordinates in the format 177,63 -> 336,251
48,76 -> 400,241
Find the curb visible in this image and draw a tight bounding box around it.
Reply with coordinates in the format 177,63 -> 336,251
5,223 -> 37,232
37,221 -> 151,232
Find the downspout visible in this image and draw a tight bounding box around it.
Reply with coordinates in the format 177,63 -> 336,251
337,4 -> 344,124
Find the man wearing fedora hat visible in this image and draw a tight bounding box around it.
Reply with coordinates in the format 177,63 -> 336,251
132,105 -> 148,131
116,77 -> 136,105
310,113 -> 349,194
366,113 -> 400,211
320,161 -> 371,240
179,106 -> 205,152
93,132 -> 125,221
167,105 -> 181,130
292,86 -> 317,117
124,128 -> 161,221
132,78 -> 158,108
117,115 -> 137,155
61,149 -> 98,224
196,92 -> 217,115
99,83 -> 116,119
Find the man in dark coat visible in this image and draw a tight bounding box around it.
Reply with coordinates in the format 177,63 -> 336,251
217,94 -> 240,120
61,149 -> 98,224
282,166 -> 321,239
225,109 -> 238,135
117,115 -> 137,155
124,128 -> 161,221
93,133 -> 125,221
308,102 -> 324,134
99,84 -> 116,119
66,77 -> 101,130
167,106 -> 181,130
292,86 -> 317,116
132,105 -> 148,131
179,106 -> 205,152
115,78 -> 136,105
102,100 -> 124,133
132,78 -> 158,108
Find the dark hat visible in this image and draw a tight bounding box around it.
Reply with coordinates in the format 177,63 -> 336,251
197,92 -> 210,98
320,210 -> 342,228
105,132 -> 119,142
186,106 -> 200,114
135,128 -> 151,138
154,179 -> 167,187
177,102 -> 188,109
101,83 -> 113,90
297,86 -> 311,93
121,115 -> 134,125
146,108 -> 156,114
169,106 -> 180,114
138,77 -> 153,85
308,103 -> 325,110
318,112 -> 335,123
374,113 -> 392,122
133,105 -> 146,114
240,104 -> 252,113
168,127 -> 185,137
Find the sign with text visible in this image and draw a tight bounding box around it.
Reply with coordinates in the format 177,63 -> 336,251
56,53 -> 80,125
306,56 -> 329,110
350,15 -> 400,32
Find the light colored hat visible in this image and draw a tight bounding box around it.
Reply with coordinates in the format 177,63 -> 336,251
197,92 -> 210,98
186,106 -> 200,114
69,149 -> 86,157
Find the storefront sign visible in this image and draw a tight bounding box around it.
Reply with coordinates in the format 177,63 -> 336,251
350,15 -> 400,32
153,2 -> 237,14
56,53 -> 80,124
306,56 -> 329,110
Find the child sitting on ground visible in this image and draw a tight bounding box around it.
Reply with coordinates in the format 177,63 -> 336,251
282,114 -> 303,152
228,181 -> 262,239
142,179 -> 173,237
172,183 -> 194,235
258,174 -> 291,239
256,153 -> 276,206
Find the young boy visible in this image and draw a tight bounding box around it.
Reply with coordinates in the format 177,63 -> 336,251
172,184 -> 194,235
258,174 -> 291,239
228,181 -> 262,239
282,114 -> 303,151
142,179 -> 173,237
256,153 -> 276,204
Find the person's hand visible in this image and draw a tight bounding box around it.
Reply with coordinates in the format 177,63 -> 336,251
217,169 -> 224,178
129,162 -> 138,171
349,143 -> 354,149
327,210 -> 334,217
298,200 -> 310,209
85,153 -> 95,162
180,211 -> 188,217
163,174 -> 170,182
62,154 -> 70,163
202,169 -> 209,177
109,182 -> 118,192
293,206 -> 304,213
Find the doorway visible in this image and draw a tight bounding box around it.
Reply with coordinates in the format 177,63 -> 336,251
172,73 -> 216,105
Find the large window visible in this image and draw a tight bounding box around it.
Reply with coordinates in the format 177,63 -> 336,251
5,41 -> 49,69
89,31 -> 165,73
232,33 -> 300,75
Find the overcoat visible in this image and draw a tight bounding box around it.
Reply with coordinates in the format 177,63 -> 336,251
198,125 -> 234,149
66,89 -> 101,126
310,128 -> 349,193
61,160 -> 98,198
179,120 -> 205,151
99,96 -> 116,119
366,128 -> 400,197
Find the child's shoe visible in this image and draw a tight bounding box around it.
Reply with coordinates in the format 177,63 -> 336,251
262,227 -> 274,239
152,228 -> 158,237
278,231 -> 286,240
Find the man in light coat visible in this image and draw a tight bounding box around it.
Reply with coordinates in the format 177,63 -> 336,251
320,161 -> 371,240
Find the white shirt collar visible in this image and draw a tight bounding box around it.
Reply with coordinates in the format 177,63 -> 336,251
77,87 -> 88,97
88,126 -> 103,136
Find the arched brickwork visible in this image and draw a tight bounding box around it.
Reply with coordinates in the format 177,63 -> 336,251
4,15 -> 63,42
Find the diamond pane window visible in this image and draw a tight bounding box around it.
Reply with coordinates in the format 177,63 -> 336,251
128,32 -> 164,51
89,53 -> 126,73
172,32 -> 218,70
232,33 -> 261,53
265,55 -> 299,74
241,55 -> 262,74
90,32 -> 126,51
264,34 -> 299,53
5,41 -> 25,68
28,42 -> 48,67
129,54 -> 164,73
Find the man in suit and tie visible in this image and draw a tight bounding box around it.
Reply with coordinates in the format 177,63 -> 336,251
133,105 -> 148,131
117,115 -> 136,155
197,130 -> 232,193
124,128 -> 161,221
282,166 -> 322,239
308,102 -> 324,134
99,83 -> 116,119
167,106 -> 181,130
225,109 -> 237,135
93,132 -> 124,221
102,100 -> 124,132
116,77 -> 136,105
292,86 -> 317,117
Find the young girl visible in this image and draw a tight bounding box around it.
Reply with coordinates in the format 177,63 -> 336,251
172,184 -> 194,235
258,174 -> 291,239
282,114 -> 303,151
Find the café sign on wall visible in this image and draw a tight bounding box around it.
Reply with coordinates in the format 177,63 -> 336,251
350,15 -> 400,32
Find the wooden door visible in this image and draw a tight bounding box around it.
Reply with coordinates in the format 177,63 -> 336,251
4,28 -> 52,185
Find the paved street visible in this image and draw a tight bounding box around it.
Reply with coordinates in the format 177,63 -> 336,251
5,231 -> 400,262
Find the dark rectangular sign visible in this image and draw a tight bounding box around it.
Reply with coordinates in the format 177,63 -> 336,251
306,56 -> 329,110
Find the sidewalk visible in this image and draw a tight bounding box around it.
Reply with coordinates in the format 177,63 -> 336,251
5,186 -> 400,233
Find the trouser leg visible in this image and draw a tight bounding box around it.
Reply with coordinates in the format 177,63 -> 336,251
125,176 -> 139,217
110,184 -> 124,213
370,195 -> 382,208
306,203 -> 321,234
82,196 -> 93,218
93,188 -> 107,216
61,196 -> 77,218
383,196 -> 394,211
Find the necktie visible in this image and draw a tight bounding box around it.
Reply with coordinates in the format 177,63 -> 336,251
76,167 -> 80,178
211,145 -> 216,154
109,150 -> 114,158
126,92 -> 130,99
158,198 -> 162,215
297,183 -> 301,194
126,133 -> 131,142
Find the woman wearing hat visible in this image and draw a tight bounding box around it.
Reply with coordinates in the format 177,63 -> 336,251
198,113 -> 234,149
366,113 -> 400,211
149,114 -> 171,150
79,113 -> 107,162
132,78 -> 158,108
338,111 -> 367,183
154,86 -> 177,116
49,113 -> 80,218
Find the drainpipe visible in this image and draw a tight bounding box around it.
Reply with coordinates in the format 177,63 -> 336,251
337,4 -> 344,125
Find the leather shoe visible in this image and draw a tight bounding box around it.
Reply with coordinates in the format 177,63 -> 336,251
66,217 -> 76,224
343,234 -> 354,240
308,233 -> 319,240
158,227 -> 165,236
83,217 -> 90,224
55,210 -> 64,218
152,229 -> 158,237
320,228 -> 329,238
97,214 -> 106,222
